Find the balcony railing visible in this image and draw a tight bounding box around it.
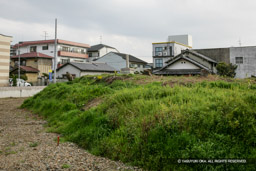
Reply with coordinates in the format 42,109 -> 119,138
58,51 -> 88,59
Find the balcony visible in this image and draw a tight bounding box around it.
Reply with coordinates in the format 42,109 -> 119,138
58,51 -> 88,59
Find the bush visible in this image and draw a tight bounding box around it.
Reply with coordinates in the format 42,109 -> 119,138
216,62 -> 237,78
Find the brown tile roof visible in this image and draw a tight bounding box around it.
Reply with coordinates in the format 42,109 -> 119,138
11,52 -> 53,59
10,66 -> 39,73
13,39 -> 90,48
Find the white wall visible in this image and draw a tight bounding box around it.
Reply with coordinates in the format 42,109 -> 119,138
99,47 -> 119,57
0,86 -> 46,98
56,64 -> 81,78
167,59 -> 199,70
95,53 -> 126,71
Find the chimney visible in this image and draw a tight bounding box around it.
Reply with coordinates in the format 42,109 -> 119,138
126,54 -> 129,68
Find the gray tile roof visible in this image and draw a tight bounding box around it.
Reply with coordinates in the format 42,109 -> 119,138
87,44 -> 116,51
58,62 -> 116,72
112,52 -> 147,64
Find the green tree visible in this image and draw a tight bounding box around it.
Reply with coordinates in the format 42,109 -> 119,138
216,62 -> 237,78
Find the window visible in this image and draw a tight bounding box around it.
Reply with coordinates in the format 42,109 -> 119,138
89,53 -> 92,57
235,57 -> 243,64
155,47 -> 162,56
61,59 -> 70,64
62,46 -> 69,52
42,45 -> 48,50
30,46 -> 37,52
155,59 -> 163,68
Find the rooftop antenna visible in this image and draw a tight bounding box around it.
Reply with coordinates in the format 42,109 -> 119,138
100,35 -> 102,44
238,38 -> 242,47
41,31 -> 49,40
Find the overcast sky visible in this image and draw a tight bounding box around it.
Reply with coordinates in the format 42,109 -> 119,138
1,0 -> 256,62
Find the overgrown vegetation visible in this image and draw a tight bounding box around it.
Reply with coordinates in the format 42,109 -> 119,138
21,75 -> 256,170
216,62 -> 238,78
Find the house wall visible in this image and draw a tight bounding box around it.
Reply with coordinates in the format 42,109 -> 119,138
166,59 -> 200,70
96,53 -> 126,71
0,34 -> 12,87
56,64 -> 81,78
25,73 -> 38,83
152,42 -> 190,68
38,58 -> 52,76
230,46 -> 256,78
99,47 -> 118,57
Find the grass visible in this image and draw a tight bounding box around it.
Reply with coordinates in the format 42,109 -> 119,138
61,164 -> 71,169
21,75 -> 256,170
29,142 -> 39,147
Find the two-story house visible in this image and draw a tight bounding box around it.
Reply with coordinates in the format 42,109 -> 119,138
12,39 -> 90,67
152,35 -> 192,69
87,44 -> 119,61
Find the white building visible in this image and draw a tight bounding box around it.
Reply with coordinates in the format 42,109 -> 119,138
87,44 -> 119,61
152,35 -> 192,69
13,39 -> 90,68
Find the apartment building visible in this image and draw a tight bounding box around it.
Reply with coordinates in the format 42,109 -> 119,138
12,39 -> 90,67
0,34 -> 12,86
152,35 -> 192,69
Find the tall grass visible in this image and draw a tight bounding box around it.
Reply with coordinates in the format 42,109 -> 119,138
21,76 -> 256,170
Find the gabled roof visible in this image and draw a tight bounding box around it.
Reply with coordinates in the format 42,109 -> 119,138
165,49 -> 217,64
11,52 -> 53,59
57,62 -> 116,72
111,52 -> 147,64
159,55 -> 210,72
10,66 -> 39,73
87,44 -> 116,51
13,39 -> 90,48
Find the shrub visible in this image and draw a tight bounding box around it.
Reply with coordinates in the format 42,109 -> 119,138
216,62 -> 237,78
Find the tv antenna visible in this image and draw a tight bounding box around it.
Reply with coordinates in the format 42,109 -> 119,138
41,31 -> 49,40
238,38 -> 242,47
100,35 -> 102,44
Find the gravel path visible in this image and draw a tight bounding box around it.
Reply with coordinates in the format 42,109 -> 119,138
0,98 -> 141,171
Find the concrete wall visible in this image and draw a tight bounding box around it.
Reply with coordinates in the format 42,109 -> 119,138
168,35 -> 193,47
230,46 -> 256,78
0,86 -> 46,98
0,34 -> 12,87
194,48 -> 230,63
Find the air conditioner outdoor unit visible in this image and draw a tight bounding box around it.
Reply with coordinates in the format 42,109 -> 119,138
157,52 -> 162,56
163,52 -> 168,56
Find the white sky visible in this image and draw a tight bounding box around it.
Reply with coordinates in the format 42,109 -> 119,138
1,0 -> 256,62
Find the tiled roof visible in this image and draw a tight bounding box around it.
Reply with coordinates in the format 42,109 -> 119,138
112,52 -> 147,64
57,62 -> 116,72
10,66 -> 39,73
88,44 -> 116,51
11,52 -> 53,59
13,39 -> 90,48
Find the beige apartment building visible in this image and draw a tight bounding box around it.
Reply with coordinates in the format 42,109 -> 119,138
0,34 -> 12,86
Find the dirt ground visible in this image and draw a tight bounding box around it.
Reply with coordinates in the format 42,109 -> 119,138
0,98 -> 140,171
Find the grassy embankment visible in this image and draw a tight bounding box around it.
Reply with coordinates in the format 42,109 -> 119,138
21,75 -> 256,170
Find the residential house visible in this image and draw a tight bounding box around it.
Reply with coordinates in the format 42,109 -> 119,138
194,46 -> 256,78
154,49 -> 217,75
56,62 -> 116,78
12,39 -> 90,67
87,44 -> 119,61
10,66 -> 39,83
152,35 -> 192,69
95,52 -> 147,72
10,52 -> 53,84
0,34 -> 12,86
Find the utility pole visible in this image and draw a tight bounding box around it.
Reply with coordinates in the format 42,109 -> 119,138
18,43 -> 20,86
53,19 -> 57,83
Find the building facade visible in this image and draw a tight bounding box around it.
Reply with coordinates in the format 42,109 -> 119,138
0,34 -> 12,86
195,46 -> 256,78
95,52 -> 147,72
152,35 -> 192,69
87,44 -> 119,61
12,39 -> 90,67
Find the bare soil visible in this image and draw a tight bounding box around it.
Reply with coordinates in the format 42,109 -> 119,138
0,98 -> 140,171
